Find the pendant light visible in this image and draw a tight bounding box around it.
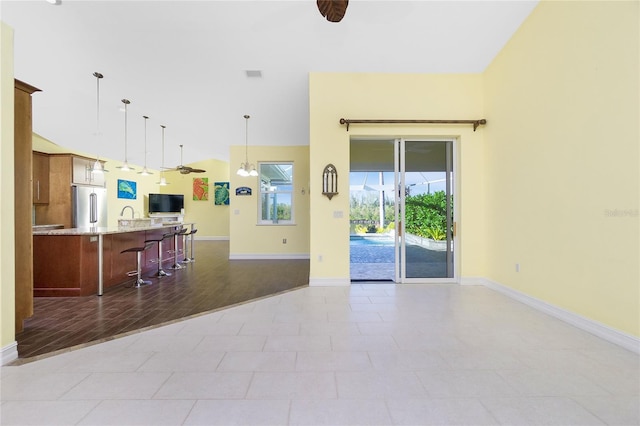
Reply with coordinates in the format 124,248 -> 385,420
156,125 -> 169,186
237,114 -> 258,177
90,71 -> 108,174
137,115 -> 153,176
116,98 -> 134,171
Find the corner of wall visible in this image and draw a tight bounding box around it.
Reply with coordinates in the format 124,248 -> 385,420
0,20 -> 16,351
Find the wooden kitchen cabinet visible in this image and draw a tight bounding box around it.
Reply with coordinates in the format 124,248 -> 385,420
33,226 -> 185,297
15,79 -> 40,333
35,154 -> 105,228
32,151 -> 49,204
72,156 -> 105,187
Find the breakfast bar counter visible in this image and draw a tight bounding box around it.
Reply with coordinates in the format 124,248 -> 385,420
33,223 -> 193,297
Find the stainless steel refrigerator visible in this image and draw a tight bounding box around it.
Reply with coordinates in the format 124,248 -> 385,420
72,185 -> 108,228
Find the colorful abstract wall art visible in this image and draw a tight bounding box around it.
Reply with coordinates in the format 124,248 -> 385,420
193,177 -> 209,200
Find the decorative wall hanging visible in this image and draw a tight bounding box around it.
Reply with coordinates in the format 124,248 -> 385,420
322,164 -> 338,200
214,182 -> 230,205
193,177 -> 209,201
117,179 -> 137,199
236,186 -> 252,196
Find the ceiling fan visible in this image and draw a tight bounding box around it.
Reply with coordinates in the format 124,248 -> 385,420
317,0 -> 348,23
165,144 -> 206,174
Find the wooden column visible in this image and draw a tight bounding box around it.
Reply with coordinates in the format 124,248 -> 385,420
14,79 -> 40,333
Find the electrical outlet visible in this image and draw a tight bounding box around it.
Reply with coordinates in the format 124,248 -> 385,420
515,263 -> 520,272
282,238 -> 287,244
318,255 -> 323,262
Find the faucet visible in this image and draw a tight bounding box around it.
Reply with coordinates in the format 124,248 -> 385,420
120,205 -> 135,219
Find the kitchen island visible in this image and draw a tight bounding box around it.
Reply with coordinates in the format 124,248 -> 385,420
33,223 -> 193,297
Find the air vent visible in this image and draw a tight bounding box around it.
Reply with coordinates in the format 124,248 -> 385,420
245,70 -> 262,78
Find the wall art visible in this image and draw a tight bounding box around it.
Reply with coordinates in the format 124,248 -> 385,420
214,181 -> 230,205
193,177 -> 209,200
117,179 -> 137,199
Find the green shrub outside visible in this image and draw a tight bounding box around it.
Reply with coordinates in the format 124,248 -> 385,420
350,191 -> 450,240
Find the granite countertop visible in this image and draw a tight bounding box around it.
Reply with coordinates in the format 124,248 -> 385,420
33,222 -> 192,236
32,224 -> 64,230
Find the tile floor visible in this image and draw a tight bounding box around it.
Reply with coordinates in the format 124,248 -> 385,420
1,284 -> 639,425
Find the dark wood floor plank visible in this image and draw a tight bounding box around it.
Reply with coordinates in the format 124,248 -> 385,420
16,241 -> 309,359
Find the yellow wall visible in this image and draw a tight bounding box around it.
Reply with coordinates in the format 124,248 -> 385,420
229,145 -> 310,258
1,21 -> 16,350
157,157 -> 230,238
483,1 -> 639,336
308,73 -> 487,284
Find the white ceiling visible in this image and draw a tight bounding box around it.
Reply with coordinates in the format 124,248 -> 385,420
1,0 -> 537,170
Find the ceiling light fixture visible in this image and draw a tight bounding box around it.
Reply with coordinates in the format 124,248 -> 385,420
237,114 -> 258,177
90,71 -> 108,174
137,115 -> 153,176
156,125 -> 169,186
46,0 -> 62,5
116,99 -> 134,172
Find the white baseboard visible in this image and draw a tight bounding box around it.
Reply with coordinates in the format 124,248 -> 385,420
229,253 -> 310,260
194,236 -> 229,241
482,278 -> 640,354
309,277 -> 350,286
460,276 -> 486,286
1,341 -> 18,366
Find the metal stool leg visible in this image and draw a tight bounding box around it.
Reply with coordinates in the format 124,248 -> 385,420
132,250 -> 152,287
122,243 -> 154,288
189,230 -> 196,262
180,231 -> 192,264
156,238 -> 172,277
170,230 -> 185,270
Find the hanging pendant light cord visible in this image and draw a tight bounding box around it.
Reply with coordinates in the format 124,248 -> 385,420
161,125 -> 166,178
244,114 -> 250,164
143,116 -> 148,169
123,100 -> 129,162
95,73 -> 101,137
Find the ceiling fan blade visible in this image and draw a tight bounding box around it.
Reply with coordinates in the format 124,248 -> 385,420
317,0 -> 348,22
168,145 -> 205,174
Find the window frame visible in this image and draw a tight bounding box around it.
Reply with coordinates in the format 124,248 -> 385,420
257,161 -> 295,225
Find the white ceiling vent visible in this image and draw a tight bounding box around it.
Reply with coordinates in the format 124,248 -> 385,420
245,70 -> 262,78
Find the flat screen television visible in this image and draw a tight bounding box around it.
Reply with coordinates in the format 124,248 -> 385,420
148,193 -> 184,214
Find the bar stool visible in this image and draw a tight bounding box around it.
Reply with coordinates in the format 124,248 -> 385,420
121,242 -> 154,288
181,228 -> 198,263
144,233 -> 173,278
170,227 -> 189,270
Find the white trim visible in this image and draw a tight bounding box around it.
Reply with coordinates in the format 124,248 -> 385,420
309,277 -> 350,286
460,276 -> 486,286
229,253 -> 309,260
482,278 -> 640,354
1,341 -> 18,365
195,236 -> 229,241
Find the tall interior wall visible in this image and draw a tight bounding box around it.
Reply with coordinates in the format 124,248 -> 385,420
483,0 -> 639,337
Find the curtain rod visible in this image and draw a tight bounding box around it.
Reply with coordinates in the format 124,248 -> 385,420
339,118 -> 487,132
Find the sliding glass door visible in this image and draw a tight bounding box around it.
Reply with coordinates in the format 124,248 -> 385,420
395,139 -> 455,282
349,138 -> 456,282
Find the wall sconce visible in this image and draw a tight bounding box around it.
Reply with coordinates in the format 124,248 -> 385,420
322,164 -> 338,200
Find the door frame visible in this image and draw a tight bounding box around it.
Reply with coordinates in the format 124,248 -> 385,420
394,137 -> 459,284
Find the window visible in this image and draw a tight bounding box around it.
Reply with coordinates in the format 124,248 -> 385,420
259,162 -> 294,224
